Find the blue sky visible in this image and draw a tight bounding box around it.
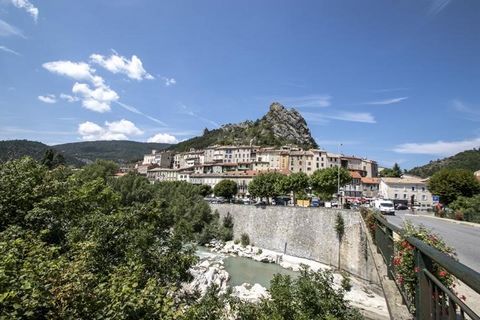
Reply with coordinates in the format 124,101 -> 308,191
0,0 -> 479,169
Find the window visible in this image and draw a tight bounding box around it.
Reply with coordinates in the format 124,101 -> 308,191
422,187 -> 425,192
403,194 -> 407,199
316,163 -> 319,168
394,193 -> 398,199
422,195 -> 427,201
412,186 -> 415,191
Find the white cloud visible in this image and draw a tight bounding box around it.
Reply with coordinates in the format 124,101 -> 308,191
162,77 -> 176,86
38,94 -> 56,104
72,82 -> 119,113
59,93 -> 79,102
0,45 -> 20,55
42,60 -> 103,86
10,0 -> 39,22
105,119 -> 143,136
303,111 -> 376,124
0,19 -> 25,38
90,52 -> 154,81
78,119 -> 143,141
147,133 -> 178,144
364,97 -> 408,105
393,137 -> 480,156
280,95 -> 332,108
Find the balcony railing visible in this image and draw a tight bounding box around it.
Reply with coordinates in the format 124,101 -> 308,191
371,213 -> 480,320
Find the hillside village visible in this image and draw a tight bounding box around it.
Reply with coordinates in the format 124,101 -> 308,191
135,144 -> 435,209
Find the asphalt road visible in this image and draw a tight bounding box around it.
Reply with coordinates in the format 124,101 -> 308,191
385,211 -> 480,273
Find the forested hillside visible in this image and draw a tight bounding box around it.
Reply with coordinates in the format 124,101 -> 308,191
408,149 -> 480,178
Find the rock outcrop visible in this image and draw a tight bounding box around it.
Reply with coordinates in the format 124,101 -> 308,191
171,102 -> 318,151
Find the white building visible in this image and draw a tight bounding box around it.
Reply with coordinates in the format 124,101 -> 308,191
142,150 -> 174,167
379,176 -> 433,209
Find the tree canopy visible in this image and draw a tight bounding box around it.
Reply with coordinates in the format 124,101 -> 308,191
309,167 -> 352,200
213,179 -> 238,199
379,163 -> 402,178
248,171 -> 285,202
428,168 -> 480,205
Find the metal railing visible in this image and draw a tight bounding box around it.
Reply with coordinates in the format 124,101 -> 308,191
371,213 -> 480,320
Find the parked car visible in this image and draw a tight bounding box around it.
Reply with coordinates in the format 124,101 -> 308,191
254,200 -> 267,207
395,203 -> 408,210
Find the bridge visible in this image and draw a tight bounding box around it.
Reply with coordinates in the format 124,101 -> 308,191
365,212 -> 480,320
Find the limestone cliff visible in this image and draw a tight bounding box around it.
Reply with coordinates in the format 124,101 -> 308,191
172,102 -> 318,151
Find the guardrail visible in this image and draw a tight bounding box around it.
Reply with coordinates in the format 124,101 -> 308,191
371,213 -> 480,320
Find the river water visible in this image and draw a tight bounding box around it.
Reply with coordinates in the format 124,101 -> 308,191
197,247 -> 298,288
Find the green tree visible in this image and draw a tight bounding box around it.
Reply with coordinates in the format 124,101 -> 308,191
380,163 -> 402,177
78,159 -> 119,182
198,184 -> 213,197
213,179 -> 238,200
428,168 -> 480,205
232,267 -> 363,320
309,167 -> 352,200
275,172 -> 309,205
108,172 -> 153,206
41,149 -> 66,169
248,172 -> 285,203
335,213 -> 345,270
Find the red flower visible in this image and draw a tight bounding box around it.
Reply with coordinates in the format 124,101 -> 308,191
439,270 -> 447,277
393,257 -> 402,266
397,275 -> 404,284
414,267 -> 420,273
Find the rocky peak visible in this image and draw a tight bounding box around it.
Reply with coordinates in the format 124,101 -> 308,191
261,102 -> 317,148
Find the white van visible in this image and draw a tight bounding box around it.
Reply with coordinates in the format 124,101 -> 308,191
374,199 -> 395,215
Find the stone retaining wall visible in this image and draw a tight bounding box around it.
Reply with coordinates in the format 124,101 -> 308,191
211,204 -> 379,284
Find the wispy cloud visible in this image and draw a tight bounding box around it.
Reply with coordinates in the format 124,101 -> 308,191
0,45 -> 20,55
161,77 -> 176,86
179,104 -> 220,128
363,97 -> 408,105
10,0 -> 39,22
38,94 -> 57,104
428,0 -> 452,16
303,111 -> 376,124
115,101 -> 167,127
279,94 -> 332,108
371,88 -> 409,93
452,99 -> 480,121
393,137 -> 480,156
0,126 -> 74,136
0,19 -> 25,38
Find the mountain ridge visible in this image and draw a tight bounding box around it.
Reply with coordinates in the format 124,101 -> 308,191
408,149 -> 480,178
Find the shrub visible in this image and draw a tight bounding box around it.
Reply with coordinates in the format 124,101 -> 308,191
392,222 -> 456,312
234,239 -> 240,245
454,210 -> 464,221
341,272 -> 352,292
360,207 -> 376,240
240,233 -> 250,246
257,248 -> 263,255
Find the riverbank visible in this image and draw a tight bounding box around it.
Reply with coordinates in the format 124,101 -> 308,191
195,240 -> 389,319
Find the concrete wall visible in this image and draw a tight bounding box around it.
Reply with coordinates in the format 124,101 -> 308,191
211,204 -> 379,284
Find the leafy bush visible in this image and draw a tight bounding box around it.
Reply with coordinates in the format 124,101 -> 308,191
392,222 -> 456,312
231,267 -> 363,319
360,207 -> 376,240
240,233 -> 250,246
449,195 -> 480,223
341,272 -> 353,292
234,239 -> 240,245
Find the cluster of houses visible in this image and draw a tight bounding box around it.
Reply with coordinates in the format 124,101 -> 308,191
135,145 -> 435,209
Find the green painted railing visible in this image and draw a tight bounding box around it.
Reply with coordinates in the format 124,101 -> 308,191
372,213 -> 480,320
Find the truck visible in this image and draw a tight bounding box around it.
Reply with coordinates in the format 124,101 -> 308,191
374,199 -> 395,215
